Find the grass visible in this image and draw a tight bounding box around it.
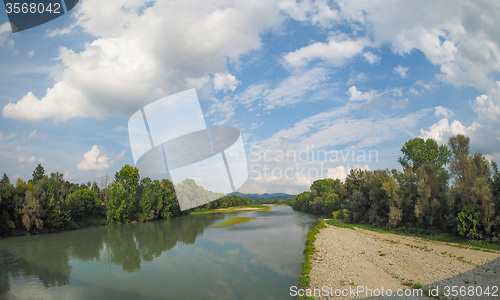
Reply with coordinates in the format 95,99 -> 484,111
326,219 -> 354,229
190,205 -> 271,215
327,219 -> 500,252
298,218 -> 327,290
216,217 -> 256,227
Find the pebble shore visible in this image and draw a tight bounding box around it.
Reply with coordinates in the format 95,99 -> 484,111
308,223 -> 500,299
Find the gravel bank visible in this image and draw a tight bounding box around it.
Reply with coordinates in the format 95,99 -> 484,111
308,223 -> 500,299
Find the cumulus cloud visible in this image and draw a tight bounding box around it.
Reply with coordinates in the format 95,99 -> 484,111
472,82 -> 500,123
335,0 -> 500,90
363,51 -> 381,64
213,73 -> 241,92
420,118 -> 472,143
3,0 -> 283,121
394,65 -> 408,78
283,36 -> 366,69
347,86 -> 376,102
328,165 -> 370,182
77,145 -> 112,171
279,0 -> 338,28
434,106 -> 454,119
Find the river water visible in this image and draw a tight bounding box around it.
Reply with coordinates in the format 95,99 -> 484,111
0,206 -> 316,300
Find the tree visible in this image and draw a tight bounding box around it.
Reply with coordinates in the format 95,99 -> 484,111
398,137 -> 451,172
448,135 -> 496,236
139,178 -> 176,221
65,189 -> 101,221
32,163 -> 45,183
398,137 -> 451,229
106,165 -> 141,223
0,182 -> 17,235
291,191 -> 312,213
448,134 -> 475,213
310,178 -> 345,215
0,173 -> 9,188
22,189 -> 45,232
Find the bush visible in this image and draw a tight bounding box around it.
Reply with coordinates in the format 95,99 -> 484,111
457,205 -> 484,239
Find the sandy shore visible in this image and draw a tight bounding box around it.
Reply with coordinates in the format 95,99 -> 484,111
308,223 -> 500,299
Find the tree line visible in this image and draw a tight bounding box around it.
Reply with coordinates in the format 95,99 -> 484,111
0,164 -> 252,236
291,135 -> 500,242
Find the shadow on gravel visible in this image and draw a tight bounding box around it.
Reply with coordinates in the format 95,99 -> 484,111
366,257 -> 500,299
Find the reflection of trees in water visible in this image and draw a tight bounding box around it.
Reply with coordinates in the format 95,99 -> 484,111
0,213 -> 223,295
0,237 -> 72,294
104,213 -> 224,271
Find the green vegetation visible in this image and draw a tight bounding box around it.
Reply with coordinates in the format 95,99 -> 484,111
216,217 -> 256,227
326,219 -> 354,229
298,218 -> 326,289
291,135 -> 500,244
0,164 -> 255,236
190,205 -> 270,215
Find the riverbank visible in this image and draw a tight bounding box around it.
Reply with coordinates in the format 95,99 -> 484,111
189,205 -> 271,214
308,223 -> 500,299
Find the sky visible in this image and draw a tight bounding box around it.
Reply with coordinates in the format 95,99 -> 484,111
1,0 -> 500,195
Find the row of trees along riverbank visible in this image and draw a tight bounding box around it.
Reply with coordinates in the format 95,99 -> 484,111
0,164 -> 253,236
291,135 -> 500,243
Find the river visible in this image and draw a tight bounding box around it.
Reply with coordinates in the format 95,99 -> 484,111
0,206 -> 316,300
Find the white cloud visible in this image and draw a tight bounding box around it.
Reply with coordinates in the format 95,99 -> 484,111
394,65 -> 408,78
472,82 -> 500,123
347,85 -> 376,102
279,0 -> 338,28
0,22 -> 13,47
420,118 -> 478,143
46,24 -> 77,37
328,166 -> 347,181
64,171 -> 77,180
3,82 -> 90,121
77,145 -> 112,171
3,0 -> 283,121
283,36 -> 366,69
434,106 -> 454,119
335,0 -> 500,90
246,103 -> 431,193
213,73 -> 241,92
363,51 -> 381,64
347,72 -> 367,85
115,149 -> 126,160
328,165 -> 370,182
232,67 -> 330,110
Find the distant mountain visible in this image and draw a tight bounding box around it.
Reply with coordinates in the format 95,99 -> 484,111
229,192 -> 296,200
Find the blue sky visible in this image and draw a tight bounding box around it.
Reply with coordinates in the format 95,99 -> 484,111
1,0 -> 500,194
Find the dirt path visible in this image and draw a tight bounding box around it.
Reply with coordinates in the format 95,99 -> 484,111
308,223 -> 500,299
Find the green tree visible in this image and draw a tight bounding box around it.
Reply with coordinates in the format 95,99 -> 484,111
106,165 -> 141,223
397,137 -> 451,229
310,178 -> 345,215
22,188 -> 45,232
291,191 -> 312,213
0,173 -> 9,187
0,182 -> 17,235
65,189 -> 101,221
449,135 -> 496,237
32,163 -> 45,183
345,169 -> 371,223
139,178 -> 176,221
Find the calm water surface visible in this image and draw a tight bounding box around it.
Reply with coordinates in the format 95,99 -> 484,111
0,206 -> 316,300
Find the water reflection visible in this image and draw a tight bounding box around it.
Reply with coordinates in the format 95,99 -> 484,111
0,207 -> 316,300
0,213 -> 224,293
